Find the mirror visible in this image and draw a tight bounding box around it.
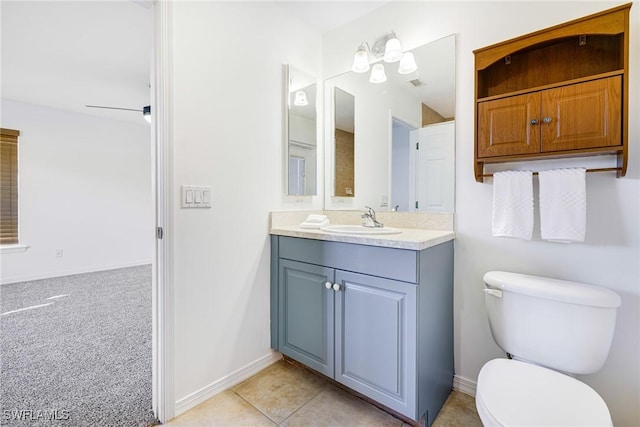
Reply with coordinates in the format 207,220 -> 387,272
325,34 -> 456,212
286,64 -> 317,196
333,87 -> 355,197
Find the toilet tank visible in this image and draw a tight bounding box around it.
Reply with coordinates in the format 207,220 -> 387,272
483,271 -> 621,375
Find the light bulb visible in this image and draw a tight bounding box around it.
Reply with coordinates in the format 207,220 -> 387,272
369,63 -> 387,84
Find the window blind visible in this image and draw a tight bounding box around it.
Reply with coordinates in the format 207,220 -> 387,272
1,128 -> 19,244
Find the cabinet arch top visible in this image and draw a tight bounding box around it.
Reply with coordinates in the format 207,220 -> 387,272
474,3 -> 631,71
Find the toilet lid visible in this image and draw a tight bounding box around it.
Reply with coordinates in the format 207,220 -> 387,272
477,359 -> 612,427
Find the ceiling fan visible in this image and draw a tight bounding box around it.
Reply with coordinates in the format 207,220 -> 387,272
85,104 -> 151,122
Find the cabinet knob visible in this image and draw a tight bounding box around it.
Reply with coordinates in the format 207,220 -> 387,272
530,118 -> 538,125
325,282 -> 332,289
332,283 -> 341,291
543,116 -> 552,124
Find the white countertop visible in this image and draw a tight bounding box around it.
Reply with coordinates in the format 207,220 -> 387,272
270,225 -> 455,251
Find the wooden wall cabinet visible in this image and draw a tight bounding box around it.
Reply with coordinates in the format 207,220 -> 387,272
474,3 -> 631,182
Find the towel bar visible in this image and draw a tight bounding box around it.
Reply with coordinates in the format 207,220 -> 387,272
481,167 -> 622,179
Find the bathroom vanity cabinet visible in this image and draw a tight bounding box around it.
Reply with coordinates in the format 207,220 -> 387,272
473,3 -> 631,182
270,235 -> 453,425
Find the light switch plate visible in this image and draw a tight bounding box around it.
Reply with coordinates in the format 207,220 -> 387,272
181,185 -> 212,208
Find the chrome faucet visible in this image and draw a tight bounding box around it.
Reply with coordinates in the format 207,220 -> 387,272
361,206 -> 384,228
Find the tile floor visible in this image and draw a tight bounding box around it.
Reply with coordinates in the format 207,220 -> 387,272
164,359 -> 482,427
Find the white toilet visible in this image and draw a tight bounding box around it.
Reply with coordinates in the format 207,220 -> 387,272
476,271 -> 621,427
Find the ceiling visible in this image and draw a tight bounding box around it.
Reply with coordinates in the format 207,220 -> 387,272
0,1 -> 390,125
1,1 -> 152,125
278,1 -> 392,34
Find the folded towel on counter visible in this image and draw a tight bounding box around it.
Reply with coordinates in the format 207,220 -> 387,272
304,214 -> 328,223
300,214 -> 330,229
492,170 -> 534,240
539,168 -> 586,243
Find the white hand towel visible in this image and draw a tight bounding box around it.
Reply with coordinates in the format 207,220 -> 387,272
300,214 -> 329,229
492,170 -> 534,240
539,168 -> 586,243
304,214 -> 328,223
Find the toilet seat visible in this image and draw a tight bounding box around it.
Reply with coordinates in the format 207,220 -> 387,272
476,359 -> 612,427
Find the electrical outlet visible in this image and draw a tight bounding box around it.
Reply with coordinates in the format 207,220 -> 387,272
56,249 -> 63,258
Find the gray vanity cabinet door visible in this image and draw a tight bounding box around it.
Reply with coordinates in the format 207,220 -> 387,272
334,270 -> 417,418
278,259 -> 335,377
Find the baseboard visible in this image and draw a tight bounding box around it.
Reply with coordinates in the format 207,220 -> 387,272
453,375 -> 477,396
174,351 -> 282,417
0,260 -> 153,285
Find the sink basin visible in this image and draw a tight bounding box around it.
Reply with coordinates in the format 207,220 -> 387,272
320,225 -> 401,235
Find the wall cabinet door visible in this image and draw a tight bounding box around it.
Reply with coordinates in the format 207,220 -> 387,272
477,76 -> 622,159
540,76 -> 621,152
477,92 -> 540,158
278,259 -> 334,377
334,270 -> 417,416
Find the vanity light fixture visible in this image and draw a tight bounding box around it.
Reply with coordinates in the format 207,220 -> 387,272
351,31 -> 417,83
293,90 -> 309,106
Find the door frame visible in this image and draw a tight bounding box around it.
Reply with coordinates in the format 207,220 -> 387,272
152,0 -> 174,423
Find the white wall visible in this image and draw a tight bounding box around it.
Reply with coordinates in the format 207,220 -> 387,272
323,2 -> 639,426
170,1 -> 322,408
0,99 -> 153,284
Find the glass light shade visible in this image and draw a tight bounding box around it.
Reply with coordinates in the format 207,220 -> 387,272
383,36 -> 402,63
398,52 -> 418,74
352,48 -> 370,73
369,63 -> 387,84
293,90 -> 308,106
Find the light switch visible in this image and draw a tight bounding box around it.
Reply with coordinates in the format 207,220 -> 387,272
181,185 -> 212,208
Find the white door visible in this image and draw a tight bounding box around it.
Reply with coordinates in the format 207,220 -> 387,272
414,121 -> 455,212
288,156 -> 306,195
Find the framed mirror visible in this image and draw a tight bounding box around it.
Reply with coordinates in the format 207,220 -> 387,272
324,34 -> 456,212
285,64 -> 317,196
333,87 -> 355,197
